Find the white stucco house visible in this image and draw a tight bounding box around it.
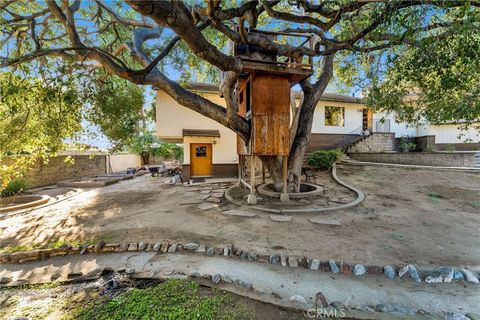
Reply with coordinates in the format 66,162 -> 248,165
156,82 -> 480,179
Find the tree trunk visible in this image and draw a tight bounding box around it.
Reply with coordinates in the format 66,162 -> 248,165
259,54 -> 335,193
141,153 -> 150,165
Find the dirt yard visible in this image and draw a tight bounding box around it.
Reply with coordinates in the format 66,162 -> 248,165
1,164 -> 479,267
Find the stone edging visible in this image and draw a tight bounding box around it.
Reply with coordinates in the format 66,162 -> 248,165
341,159 -> 480,172
0,195 -> 50,214
0,188 -> 82,218
1,240 -> 479,287
225,163 -> 365,214
257,182 -> 323,199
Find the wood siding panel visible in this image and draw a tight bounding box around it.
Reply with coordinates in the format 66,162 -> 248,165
251,74 -> 290,155
252,114 -> 289,155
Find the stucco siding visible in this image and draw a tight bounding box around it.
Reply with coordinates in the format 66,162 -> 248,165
156,90 -> 238,165
373,112 -> 417,137
429,124 -> 480,144
311,101 -> 365,134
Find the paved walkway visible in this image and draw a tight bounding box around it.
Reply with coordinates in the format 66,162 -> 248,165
1,252 -> 479,317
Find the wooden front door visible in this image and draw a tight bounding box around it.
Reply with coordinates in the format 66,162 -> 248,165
190,143 -> 212,177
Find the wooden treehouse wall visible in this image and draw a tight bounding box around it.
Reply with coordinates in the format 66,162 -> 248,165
237,73 -> 290,156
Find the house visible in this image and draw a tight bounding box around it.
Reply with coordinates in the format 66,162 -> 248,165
156,83 -> 480,180
156,83 -> 368,180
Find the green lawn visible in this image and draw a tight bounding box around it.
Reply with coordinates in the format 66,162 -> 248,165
64,279 -> 252,320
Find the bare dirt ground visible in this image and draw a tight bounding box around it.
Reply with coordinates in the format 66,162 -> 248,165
1,164 -> 479,267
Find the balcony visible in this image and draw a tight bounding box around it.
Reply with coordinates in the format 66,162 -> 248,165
232,29 -> 314,83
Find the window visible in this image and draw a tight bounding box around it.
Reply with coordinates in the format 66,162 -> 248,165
245,79 -> 251,114
325,106 -> 345,126
195,146 -> 207,157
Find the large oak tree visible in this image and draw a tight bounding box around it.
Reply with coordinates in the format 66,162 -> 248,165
1,0 -> 479,191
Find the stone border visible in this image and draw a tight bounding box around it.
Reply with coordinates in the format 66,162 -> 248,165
257,182 -> 323,199
225,163 -> 365,214
341,159 -> 480,172
0,187 -> 82,218
0,195 -> 50,214
1,240 -> 478,287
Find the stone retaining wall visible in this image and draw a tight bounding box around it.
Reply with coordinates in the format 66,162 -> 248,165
348,151 -> 479,168
347,133 -> 395,153
2,153 -> 142,188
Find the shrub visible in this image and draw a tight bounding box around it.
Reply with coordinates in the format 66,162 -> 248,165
307,150 -> 342,169
399,136 -> 417,152
0,179 -> 29,197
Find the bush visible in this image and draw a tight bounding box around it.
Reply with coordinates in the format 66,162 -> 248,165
0,179 -> 29,197
307,150 -> 342,169
399,136 -> 417,152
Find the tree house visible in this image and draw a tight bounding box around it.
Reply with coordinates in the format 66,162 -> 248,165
232,29 -> 314,203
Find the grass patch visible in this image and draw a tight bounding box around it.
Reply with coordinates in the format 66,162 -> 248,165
470,200 -> 480,209
63,279 -> 252,320
427,191 -> 441,203
389,230 -> 405,242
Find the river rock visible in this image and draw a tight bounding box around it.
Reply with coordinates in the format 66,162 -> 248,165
367,265 -> 383,275
206,247 -> 214,256
247,252 -> 258,261
408,264 -> 422,283
281,253 -> 288,267
168,243 -> 177,253
289,295 -> 307,307
184,243 -> 199,251
223,247 -> 230,256
453,270 -> 465,281
310,259 -> 320,271
190,271 -> 200,278
153,242 -> 161,251
425,267 -> 454,283
399,264 -> 421,282
461,268 -> 479,283
340,262 -> 352,275
353,264 -> 367,276
212,273 -> 221,284
329,260 -> 340,274
288,257 -> 299,268
196,245 -> 206,253
270,254 -> 280,265
127,243 -> 138,251
138,242 -> 147,251
160,240 -> 170,253
79,244 -> 88,255
383,265 -> 396,279
115,243 -> 128,252
125,268 -> 135,275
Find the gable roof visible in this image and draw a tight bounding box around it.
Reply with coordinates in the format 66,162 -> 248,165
179,82 -> 363,104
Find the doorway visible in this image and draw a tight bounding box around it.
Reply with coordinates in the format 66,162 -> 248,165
190,143 -> 212,177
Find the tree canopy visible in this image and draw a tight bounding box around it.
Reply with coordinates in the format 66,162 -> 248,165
1,0 -> 479,190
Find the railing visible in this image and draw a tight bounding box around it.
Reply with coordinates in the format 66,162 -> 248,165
231,27 -> 314,70
373,119 -> 391,133
334,126 -> 365,151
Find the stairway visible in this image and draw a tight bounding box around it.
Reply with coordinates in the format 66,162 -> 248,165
475,153 -> 480,168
